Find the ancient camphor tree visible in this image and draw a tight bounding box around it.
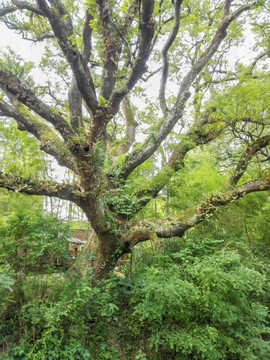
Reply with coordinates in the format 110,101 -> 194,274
0,0 -> 269,279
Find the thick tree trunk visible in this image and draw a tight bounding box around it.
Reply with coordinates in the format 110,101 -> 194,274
80,230 -> 121,280
76,195 -> 127,280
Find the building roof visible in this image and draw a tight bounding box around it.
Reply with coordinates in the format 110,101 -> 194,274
68,237 -> 87,245
71,229 -> 89,241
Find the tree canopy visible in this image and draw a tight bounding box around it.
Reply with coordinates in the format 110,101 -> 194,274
0,0 -> 269,279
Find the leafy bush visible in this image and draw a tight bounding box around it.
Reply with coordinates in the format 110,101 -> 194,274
1,232 -> 269,360
131,238 -> 270,359
0,265 -> 16,317
2,272 -> 121,360
0,210 -> 70,273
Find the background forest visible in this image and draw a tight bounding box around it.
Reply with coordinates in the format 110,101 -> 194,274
0,0 -> 270,359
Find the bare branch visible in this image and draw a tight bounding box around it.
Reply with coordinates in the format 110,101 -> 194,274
82,8 -> 93,63
0,17 -> 54,42
248,50 -> 270,74
121,96 -> 138,150
142,67 -> 162,82
159,0 -> 183,113
223,0 -> 233,17
109,96 -> 138,160
230,2 -> 257,21
68,76 -> 83,132
29,32 -> 55,42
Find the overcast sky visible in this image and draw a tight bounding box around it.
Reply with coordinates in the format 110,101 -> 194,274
0,22 -> 44,62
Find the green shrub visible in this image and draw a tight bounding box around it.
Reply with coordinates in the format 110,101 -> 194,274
130,238 -> 270,359
1,235 -> 269,360
2,274 -> 121,360
0,210 -> 70,274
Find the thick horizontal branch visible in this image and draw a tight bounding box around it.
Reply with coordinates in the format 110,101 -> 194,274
0,70 -> 74,140
0,170 -> 82,203
126,176 -> 270,247
0,99 -> 78,172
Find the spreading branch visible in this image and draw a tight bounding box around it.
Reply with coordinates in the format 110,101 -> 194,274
36,0 -> 98,114
135,119 -> 226,208
127,176 -> 270,247
0,70 -> 74,140
116,1 -> 255,180
0,99 -> 77,172
159,0 -> 183,113
0,170 -> 81,203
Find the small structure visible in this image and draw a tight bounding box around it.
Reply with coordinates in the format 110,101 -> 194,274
68,229 -> 89,255
68,236 -> 87,255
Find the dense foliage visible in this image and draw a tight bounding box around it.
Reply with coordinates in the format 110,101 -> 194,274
0,200 -> 269,359
0,210 -> 70,273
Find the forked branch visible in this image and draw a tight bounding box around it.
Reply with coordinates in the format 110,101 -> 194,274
36,0 -> 97,113
116,1 -> 259,180
110,0 -> 156,109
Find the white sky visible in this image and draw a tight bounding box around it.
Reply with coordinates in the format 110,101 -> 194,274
0,22 -> 43,61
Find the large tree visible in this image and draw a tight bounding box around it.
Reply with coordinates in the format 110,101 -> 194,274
0,0 -> 269,279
